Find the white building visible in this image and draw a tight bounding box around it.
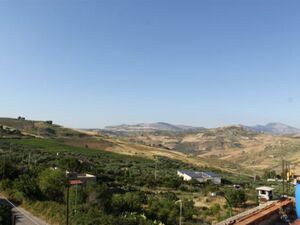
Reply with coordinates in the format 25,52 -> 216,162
256,186 -> 274,204
177,170 -> 221,184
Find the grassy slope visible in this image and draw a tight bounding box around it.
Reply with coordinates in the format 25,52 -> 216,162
0,136 -> 256,225
0,118 -> 87,137
0,117 -> 280,176
105,124 -> 300,175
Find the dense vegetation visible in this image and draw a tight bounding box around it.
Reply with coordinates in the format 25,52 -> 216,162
0,135 -> 254,225
0,138 -> 196,224
0,202 -> 12,225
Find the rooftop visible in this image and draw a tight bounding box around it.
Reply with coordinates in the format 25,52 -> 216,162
178,170 -> 220,178
69,180 -> 83,185
77,173 -> 96,178
256,186 -> 275,191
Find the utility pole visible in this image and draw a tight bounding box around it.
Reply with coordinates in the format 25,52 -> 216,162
2,155 -> 5,180
289,163 -> 292,194
66,187 -> 69,225
74,184 -> 78,215
282,159 -> 285,196
286,161 -> 289,195
28,153 -> 31,168
287,162 -> 291,196
154,157 -> 158,181
175,200 -> 182,225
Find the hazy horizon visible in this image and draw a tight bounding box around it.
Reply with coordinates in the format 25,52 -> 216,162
1,116 -> 299,130
2,0 -> 300,128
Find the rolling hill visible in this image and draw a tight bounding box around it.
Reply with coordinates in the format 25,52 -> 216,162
0,118 -> 217,171
101,122 -> 300,174
4,117 -> 300,176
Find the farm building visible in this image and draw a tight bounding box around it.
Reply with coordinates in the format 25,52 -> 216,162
51,167 -> 97,185
68,172 -> 97,185
177,170 -> 221,184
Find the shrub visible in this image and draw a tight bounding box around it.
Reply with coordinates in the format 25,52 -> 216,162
38,168 -> 67,201
225,189 -> 247,207
13,174 -> 40,199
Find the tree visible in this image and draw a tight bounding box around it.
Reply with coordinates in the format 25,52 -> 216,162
13,174 -> 40,198
38,168 -> 67,201
85,184 -> 112,211
0,158 -> 18,180
147,197 -> 178,225
225,189 -> 247,207
111,192 -> 144,213
262,170 -> 277,180
69,184 -> 87,213
146,196 -> 196,225
58,157 -> 82,172
0,203 -> 12,225
182,199 -> 197,220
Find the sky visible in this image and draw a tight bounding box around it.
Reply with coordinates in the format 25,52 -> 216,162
1,0 -> 300,128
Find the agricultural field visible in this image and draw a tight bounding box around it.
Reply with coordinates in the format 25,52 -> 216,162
0,136 -> 258,225
0,118 -> 295,225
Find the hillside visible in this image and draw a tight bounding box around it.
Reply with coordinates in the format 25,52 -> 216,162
111,125 -> 258,153
0,118 -> 215,169
0,118 -> 256,176
0,125 -> 24,138
4,117 -> 300,176
101,123 -> 300,174
0,128 -> 254,225
0,117 -> 90,138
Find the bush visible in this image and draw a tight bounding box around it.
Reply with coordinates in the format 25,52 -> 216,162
225,189 -> 247,207
0,203 -> 12,225
13,174 -> 40,199
111,192 -> 144,213
58,157 -> 82,172
38,168 -> 67,201
210,203 -> 221,214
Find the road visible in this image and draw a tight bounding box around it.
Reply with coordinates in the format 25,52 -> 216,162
0,196 -> 49,225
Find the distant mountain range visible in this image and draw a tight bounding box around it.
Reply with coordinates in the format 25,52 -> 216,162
246,122 -> 300,135
104,122 -> 203,133
104,122 -> 300,135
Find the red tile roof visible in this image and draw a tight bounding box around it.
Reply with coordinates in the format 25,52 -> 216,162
69,180 -> 83,185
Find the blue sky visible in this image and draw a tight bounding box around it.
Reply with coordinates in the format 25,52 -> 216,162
1,0 -> 300,128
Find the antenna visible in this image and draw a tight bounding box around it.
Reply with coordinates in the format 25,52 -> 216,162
2,154 -> 5,180
154,156 -> 158,181
74,184 -> 78,215
28,152 -> 31,168
282,159 -> 285,196
287,161 -> 291,195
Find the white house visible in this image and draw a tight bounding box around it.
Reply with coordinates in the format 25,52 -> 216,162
177,170 -> 221,184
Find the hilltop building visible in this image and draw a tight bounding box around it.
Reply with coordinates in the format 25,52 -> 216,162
177,170 -> 221,184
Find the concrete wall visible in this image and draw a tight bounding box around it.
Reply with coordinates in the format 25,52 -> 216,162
177,171 -> 192,181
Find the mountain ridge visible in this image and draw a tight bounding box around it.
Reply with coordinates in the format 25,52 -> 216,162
104,122 -> 204,132
103,122 -> 300,135
246,122 -> 300,135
